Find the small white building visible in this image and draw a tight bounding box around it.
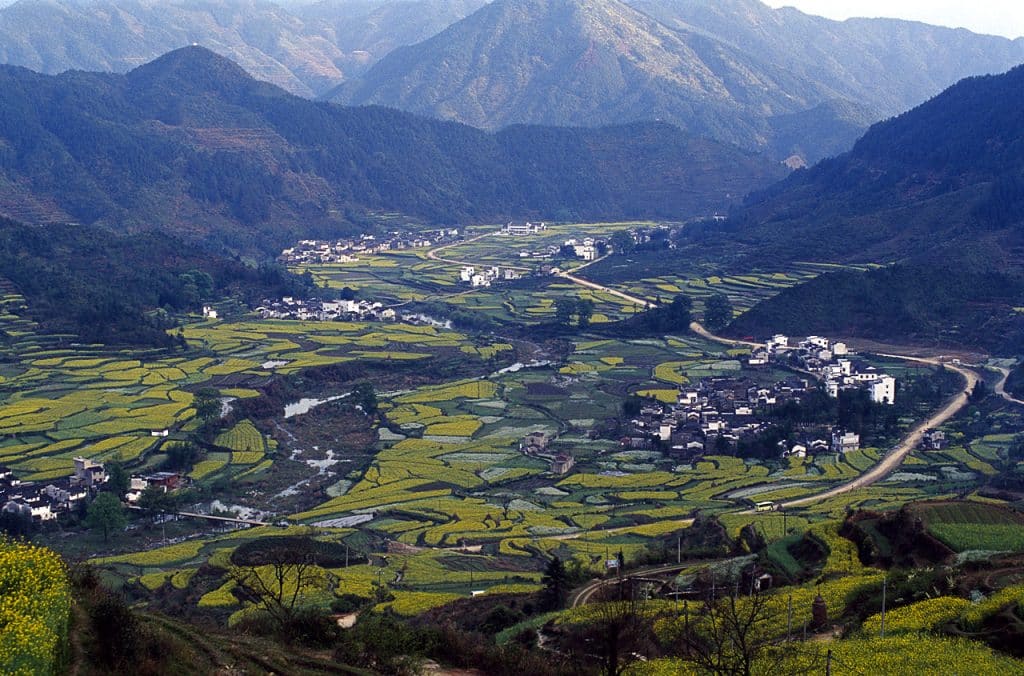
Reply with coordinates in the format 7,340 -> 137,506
870,375 -> 896,405
202,306 -> 218,319
573,244 -> 598,261
659,424 -> 673,441
831,430 -> 861,454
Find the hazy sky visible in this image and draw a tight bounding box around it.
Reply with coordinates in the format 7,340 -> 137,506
764,1 -> 1024,39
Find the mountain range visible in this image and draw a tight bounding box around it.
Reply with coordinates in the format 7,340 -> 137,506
0,46 -> 784,252
334,0 -> 1024,162
0,0 -> 485,97
1,0 -> 1023,164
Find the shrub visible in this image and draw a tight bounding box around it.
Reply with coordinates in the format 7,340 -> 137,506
0,538 -> 71,675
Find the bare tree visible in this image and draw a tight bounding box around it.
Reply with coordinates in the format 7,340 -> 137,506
581,580 -> 655,676
228,543 -> 326,627
671,590 -> 821,676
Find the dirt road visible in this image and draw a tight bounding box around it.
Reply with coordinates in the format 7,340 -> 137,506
994,366 -> 1024,407
783,355 -> 977,508
556,271 -> 656,309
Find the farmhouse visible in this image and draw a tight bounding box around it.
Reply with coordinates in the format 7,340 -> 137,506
551,452 -> 575,475
920,429 -> 948,450
458,265 -> 521,287
502,221 -> 546,236
521,431 -> 551,455
258,297 -> 396,323
831,429 -> 861,454
781,335 -> 898,405
72,457 -> 107,488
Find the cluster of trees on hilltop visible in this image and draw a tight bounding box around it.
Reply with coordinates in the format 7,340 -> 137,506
724,264 -> 1024,355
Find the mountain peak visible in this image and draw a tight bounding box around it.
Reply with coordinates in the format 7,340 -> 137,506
126,45 -> 257,92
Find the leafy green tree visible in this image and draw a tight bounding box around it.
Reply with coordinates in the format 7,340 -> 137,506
105,462 -> 130,499
353,381 -> 378,415
577,299 -> 595,328
554,297 -> 577,326
704,293 -> 734,331
162,441 -> 202,473
193,388 -> 221,423
137,485 -> 180,517
610,231 -> 635,255
541,556 -> 570,610
86,493 -> 127,542
668,294 -> 693,326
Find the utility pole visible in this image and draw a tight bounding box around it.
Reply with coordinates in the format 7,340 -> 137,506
880,577 -> 888,638
677,534 -> 681,564
787,594 -> 793,642
826,649 -> 832,676
345,543 -> 349,568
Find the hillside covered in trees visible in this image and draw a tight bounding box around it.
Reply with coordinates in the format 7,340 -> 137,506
662,64 -> 1024,353
0,217 -> 310,346
0,46 -> 785,255
684,63 -> 1024,268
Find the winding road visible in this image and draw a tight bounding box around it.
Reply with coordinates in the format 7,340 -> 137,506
995,366 -> 1024,406
425,231 -> 530,271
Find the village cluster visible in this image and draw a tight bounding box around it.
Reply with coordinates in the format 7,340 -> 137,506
618,335 -> 903,462
278,228 -> 460,265
1,457 -> 186,524
256,297 -> 398,322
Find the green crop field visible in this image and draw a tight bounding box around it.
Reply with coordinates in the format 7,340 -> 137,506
912,501 -> 1024,552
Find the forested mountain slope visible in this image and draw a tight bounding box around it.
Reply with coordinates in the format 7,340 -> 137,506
0,46 -> 786,253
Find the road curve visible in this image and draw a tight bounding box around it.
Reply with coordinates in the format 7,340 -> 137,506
783,355 -> 977,508
419,247 -> 988,562
426,231 -> 531,271
570,562 -> 694,607
556,271 -> 656,309
684,323 -> 981,509
544,266 -> 984,510
994,366 -> 1024,407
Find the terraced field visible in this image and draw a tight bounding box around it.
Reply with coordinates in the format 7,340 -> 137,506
4,223 -> 1011,625
0,302 -> 494,482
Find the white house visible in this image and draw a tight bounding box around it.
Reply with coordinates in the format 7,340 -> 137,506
202,306 -> 218,319
870,376 -> 896,405
831,430 -> 861,454
460,267 -> 476,282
